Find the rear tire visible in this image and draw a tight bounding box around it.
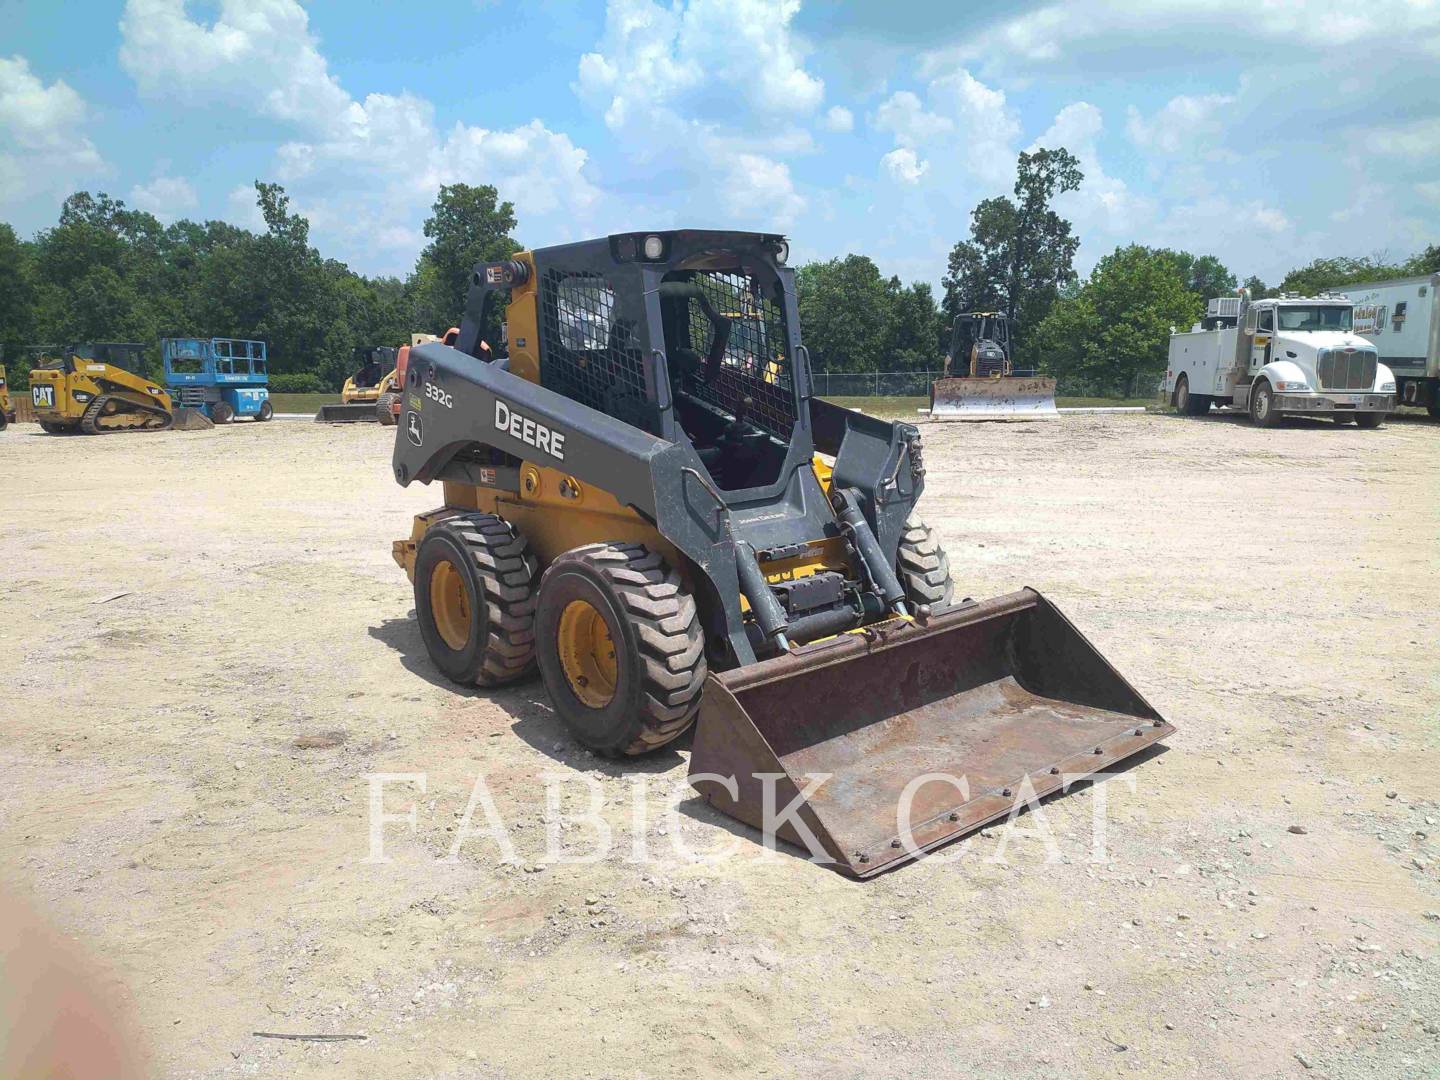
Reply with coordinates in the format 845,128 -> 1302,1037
897,516 -> 954,609
377,393 -> 399,425
256,399 -> 274,422
1175,376 -> 1210,416
212,401 -> 234,424
414,514 -> 539,687
1354,412 -> 1383,429
1249,381 -> 1282,428
535,543 -> 706,756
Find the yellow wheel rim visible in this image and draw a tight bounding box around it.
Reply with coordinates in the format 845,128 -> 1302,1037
557,600 -> 618,708
429,559 -> 472,651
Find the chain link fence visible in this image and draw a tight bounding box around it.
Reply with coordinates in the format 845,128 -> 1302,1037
812,370 -> 1164,399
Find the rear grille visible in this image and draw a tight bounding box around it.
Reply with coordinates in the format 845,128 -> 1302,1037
175,387 -> 209,406
1317,349 -> 1376,390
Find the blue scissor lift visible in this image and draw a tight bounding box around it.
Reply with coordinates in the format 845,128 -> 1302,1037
163,338 -> 272,423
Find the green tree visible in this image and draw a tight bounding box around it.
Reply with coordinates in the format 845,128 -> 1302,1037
1158,250 -> 1235,300
1241,274 -> 1274,300
411,184 -> 520,332
0,223 -> 36,385
942,147 -> 1083,366
1278,254 -> 1406,295
1404,244 -> 1440,275
1033,244 -> 1201,395
795,255 -> 897,373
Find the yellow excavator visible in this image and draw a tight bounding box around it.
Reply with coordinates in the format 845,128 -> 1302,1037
388,231 -> 1173,876
28,343 -> 177,434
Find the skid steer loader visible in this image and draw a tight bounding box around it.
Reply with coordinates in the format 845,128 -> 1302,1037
931,312 -> 1057,420
390,231 -> 1171,876
315,346 -> 399,423
28,343 -> 181,434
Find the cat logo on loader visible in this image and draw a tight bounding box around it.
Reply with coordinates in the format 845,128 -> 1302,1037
388,232 -> 1171,876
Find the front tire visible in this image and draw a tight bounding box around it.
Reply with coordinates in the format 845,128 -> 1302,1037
1353,412 -> 1383,429
535,543 -> 706,756
212,401 -> 234,424
256,399 -> 274,422
414,514 -> 539,686
1249,381 -> 1282,428
897,516 -> 954,609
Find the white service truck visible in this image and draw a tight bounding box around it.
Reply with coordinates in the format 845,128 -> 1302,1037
1343,272 -> 1440,417
1164,293 -> 1396,428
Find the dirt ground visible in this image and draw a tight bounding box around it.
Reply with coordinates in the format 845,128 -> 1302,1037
1,411 -> 1436,1079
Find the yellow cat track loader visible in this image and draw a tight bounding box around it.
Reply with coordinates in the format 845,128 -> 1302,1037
389,231 -> 1172,876
0,355 -> 14,430
28,343 -> 176,434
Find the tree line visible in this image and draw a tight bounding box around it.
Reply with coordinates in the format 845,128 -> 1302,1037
1,167 -> 1436,396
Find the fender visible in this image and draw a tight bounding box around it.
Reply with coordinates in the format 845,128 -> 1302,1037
1257,359 -> 1310,390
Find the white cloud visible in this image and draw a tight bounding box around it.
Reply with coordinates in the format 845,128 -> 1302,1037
871,69 -> 1018,188
922,0 -> 1440,77
0,54 -> 107,205
820,106 -> 854,133
119,0 -> 601,268
1030,102 -> 1152,237
129,175 -> 198,221
1125,93 -> 1236,156
881,147 -> 929,184
1417,180 -> 1440,206
1362,118 -> 1440,159
573,0 -> 825,229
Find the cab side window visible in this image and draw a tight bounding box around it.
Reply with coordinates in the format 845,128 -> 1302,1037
1258,309 -> 1274,333
1245,307 -> 1257,333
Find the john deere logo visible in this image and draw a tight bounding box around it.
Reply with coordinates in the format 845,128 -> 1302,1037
406,412 -> 423,447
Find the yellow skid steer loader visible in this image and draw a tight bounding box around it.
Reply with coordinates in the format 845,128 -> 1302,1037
28,343 -> 180,434
316,346 -> 399,423
389,232 -> 1171,876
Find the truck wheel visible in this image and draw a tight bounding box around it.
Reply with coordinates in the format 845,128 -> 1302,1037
897,516 -> 954,608
1175,376 -> 1210,416
1249,381 -> 1282,428
256,399 -> 274,422
1353,412 -> 1383,429
535,543 -> 706,756
414,514 -> 539,687
212,402 -> 234,424
376,393 -> 399,425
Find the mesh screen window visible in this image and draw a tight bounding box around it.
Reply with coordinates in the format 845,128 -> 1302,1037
681,271 -> 796,441
539,270 -> 652,431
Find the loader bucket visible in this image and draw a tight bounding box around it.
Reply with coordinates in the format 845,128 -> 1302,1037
314,402 -> 380,423
929,376 -> 1058,420
688,589 -> 1173,877
171,407 -> 214,431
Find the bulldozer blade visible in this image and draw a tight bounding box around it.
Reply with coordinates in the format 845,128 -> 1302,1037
171,407 -> 214,431
688,589 -> 1173,878
930,376 -> 1058,420
314,403 -> 381,423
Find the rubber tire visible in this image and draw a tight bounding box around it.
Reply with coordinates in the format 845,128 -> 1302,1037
1249,381 -> 1282,428
212,402 -> 234,424
897,515 -> 954,609
413,513 -> 539,687
256,399 -> 273,422
1176,376 -> 1210,416
535,543 -> 706,757
376,393 -> 399,426
1353,412 -> 1383,429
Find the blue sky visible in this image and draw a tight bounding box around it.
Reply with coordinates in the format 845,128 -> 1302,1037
3,0 -> 1438,291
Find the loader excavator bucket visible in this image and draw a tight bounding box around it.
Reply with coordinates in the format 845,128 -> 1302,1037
688,589 -> 1172,877
930,376 -> 1058,420
314,402 -> 381,423
171,407 -> 214,431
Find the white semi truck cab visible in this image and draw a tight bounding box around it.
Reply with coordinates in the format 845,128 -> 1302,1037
1165,293 -> 1396,428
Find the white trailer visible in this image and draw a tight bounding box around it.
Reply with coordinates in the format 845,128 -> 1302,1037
1342,273 -> 1440,417
1163,293 -> 1396,428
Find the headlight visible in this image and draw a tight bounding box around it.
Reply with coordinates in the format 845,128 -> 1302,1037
1379,381 -> 1395,393
1274,380 -> 1309,392
642,234 -> 665,260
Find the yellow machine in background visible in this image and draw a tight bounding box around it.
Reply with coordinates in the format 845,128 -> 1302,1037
28,343 -> 174,434
0,358 -> 13,430
315,346 -> 399,423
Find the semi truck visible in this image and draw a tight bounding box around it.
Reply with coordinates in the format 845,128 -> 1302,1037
1342,273 -> 1440,417
1164,292 -> 1396,428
